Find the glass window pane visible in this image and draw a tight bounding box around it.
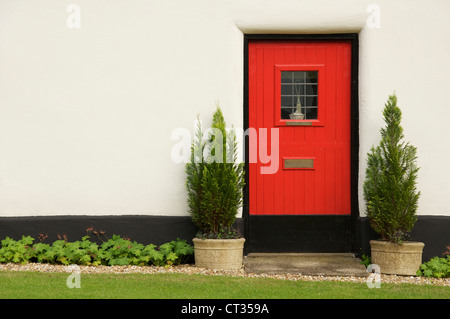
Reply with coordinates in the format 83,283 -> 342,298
306,72 -> 318,83
305,84 -> 317,95
280,70 -> 318,120
305,96 -> 317,107
281,96 -> 293,107
293,72 -> 306,83
281,85 -> 292,95
293,84 -> 304,95
281,108 -> 291,119
304,107 -> 318,119
281,72 -> 293,83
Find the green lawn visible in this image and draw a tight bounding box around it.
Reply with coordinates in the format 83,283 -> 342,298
0,271 -> 448,299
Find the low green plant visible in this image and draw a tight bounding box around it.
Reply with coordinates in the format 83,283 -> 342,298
25,235 -> 102,266
98,235 -> 193,266
100,235 -> 145,266
417,247 -> 450,278
0,233 -> 193,267
360,254 -> 372,268
0,236 -> 35,264
417,256 -> 450,278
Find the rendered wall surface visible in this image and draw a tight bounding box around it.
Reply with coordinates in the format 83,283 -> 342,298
0,0 -> 448,218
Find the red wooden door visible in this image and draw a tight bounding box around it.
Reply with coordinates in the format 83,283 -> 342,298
248,40 -> 351,216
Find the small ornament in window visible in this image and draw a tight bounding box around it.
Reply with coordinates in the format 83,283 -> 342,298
289,87 -> 304,120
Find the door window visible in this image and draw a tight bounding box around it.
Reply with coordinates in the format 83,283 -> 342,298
274,64 -> 324,126
281,71 -> 318,120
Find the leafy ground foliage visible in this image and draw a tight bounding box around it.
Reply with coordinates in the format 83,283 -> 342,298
0,232 -> 193,267
417,254 -> 450,278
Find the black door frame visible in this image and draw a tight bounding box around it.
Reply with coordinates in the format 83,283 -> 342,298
242,33 -> 359,254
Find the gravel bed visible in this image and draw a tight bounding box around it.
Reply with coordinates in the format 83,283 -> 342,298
1,263 -> 449,286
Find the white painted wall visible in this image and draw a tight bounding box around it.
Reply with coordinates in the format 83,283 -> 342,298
0,0 -> 448,217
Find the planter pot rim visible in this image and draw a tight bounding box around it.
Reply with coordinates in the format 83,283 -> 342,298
370,240 -> 424,246
193,237 -> 245,242
193,237 -> 245,249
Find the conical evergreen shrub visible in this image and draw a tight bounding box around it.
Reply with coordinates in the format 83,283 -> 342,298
363,93 -> 420,244
185,105 -> 245,238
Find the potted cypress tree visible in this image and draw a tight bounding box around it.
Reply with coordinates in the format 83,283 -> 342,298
363,93 -> 424,275
185,105 -> 245,270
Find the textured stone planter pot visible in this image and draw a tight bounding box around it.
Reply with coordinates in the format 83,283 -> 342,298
370,240 -> 425,276
193,238 -> 245,271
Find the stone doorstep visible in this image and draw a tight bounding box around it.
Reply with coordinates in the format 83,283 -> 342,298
243,253 -> 369,277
